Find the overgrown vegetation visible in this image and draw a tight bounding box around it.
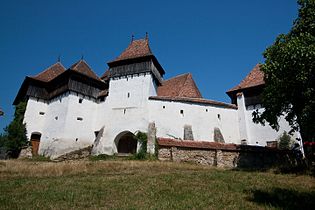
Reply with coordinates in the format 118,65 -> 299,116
134,131 -> 147,160
0,160 -> 314,209
0,101 -> 28,158
253,0 -> 315,142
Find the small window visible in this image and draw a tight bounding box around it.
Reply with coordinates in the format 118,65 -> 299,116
77,117 -> 83,121
123,109 -> 126,114
162,106 -> 165,109
217,114 -> 221,120
39,112 -> 45,115
206,109 -> 208,112
79,98 -> 83,103
55,116 -> 58,120
180,110 -> 184,117
94,131 -> 100,138
127,92 -> 130,98
76,138 -> 78,142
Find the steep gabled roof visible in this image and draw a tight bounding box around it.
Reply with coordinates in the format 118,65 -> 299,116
111,38 -> 153,62
157,73 -> 202,98
227,64 -> 265,93
69,60 -> 102,81
31,62 -> 66,82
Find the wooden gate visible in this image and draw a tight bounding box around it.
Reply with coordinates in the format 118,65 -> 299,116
30,133 -> 41,155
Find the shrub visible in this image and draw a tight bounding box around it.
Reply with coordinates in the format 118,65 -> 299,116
278,131 -> 292,150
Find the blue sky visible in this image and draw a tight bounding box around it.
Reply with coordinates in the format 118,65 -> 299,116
0,0 -> 298,131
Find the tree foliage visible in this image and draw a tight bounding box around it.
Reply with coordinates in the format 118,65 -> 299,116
253,0 -> 315,141
0,101 -> 28,158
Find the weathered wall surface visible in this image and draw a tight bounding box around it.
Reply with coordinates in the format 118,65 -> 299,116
148,99 -> 240,143
237,93 -> 299,146
24,92 -> 98,159
158,138 -> 298,169
92,73 -> 156,155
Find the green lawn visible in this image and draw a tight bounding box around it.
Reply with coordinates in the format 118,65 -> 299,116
0,160 -> 314,209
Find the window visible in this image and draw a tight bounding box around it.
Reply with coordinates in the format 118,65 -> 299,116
79,98 -> 83,103
94,131 -> 100,138
77,117 -> 83,121
39,112 -> 45,115
217,114 -> 221,120
206,109 -> 208,112
180,110 -> 184,117
123,109 -> 126,114
163,106 -> 165,109
55,116 -> 58,120
127,92 -> 130,98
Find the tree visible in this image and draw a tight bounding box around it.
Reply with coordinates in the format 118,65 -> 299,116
253,0 -> 315,142
1,101 -> 28,158
278,131 -> 293,150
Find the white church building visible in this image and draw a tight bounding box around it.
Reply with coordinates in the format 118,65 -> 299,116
14,37 -> 297,158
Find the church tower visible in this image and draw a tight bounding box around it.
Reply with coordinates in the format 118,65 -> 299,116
106,35 -> 165,108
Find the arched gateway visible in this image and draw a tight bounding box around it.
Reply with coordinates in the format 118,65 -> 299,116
114,131 -> 137,154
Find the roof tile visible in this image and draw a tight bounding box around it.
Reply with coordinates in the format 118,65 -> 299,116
157,73 -> 202,98
227,64 -> 264,93
70,60 -> 102,81
111,38 -> 152,62
32,62 -> 66,82
149,96 -> 237,109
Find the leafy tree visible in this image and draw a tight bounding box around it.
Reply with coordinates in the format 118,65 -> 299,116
253,0 -> 315,142
1,101 -> 28,158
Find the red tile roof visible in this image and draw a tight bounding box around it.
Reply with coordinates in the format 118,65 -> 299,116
32,62 -> 66,82
70,60 -> 102,81
227,64 -> 265,93
158,138 -> 238,150
149,96 -> 237,109
157,73 -> 202,98
111,38 -> 153,62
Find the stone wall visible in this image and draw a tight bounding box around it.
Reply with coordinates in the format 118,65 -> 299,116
157,138 -> 298,169
52,146 -> 91,161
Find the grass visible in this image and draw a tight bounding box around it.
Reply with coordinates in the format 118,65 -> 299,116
0,160 -> 314,210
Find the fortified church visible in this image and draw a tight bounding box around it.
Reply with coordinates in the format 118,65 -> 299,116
14,36 -> 298,158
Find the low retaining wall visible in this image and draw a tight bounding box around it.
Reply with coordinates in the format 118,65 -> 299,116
157,138 -> 298,169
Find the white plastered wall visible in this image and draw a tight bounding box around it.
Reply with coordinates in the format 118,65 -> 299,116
237,92 -> 298,145
148,100 -> 241,143
92,73 -> 157,155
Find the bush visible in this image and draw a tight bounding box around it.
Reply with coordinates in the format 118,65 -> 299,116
278,131 -> 292,150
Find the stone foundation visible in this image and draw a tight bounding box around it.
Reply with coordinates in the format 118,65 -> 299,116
52,146 -> 92,161
158,138 -> 298,169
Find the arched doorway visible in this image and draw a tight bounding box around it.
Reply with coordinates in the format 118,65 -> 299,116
30,132 -> 41,155
115,131 -> 137,154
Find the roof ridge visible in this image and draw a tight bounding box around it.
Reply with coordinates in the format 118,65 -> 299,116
227,63 -> 264,93
110,37 -> 153,63
163,73 -> 190,82
178,73 -> 191,96
33,62 -> 65,78
69,59 -> 102,81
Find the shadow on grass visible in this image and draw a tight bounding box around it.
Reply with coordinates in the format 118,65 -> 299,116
247,187 -> 315,210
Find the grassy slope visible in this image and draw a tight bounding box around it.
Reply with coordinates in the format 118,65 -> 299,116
0,160 -> 314,210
